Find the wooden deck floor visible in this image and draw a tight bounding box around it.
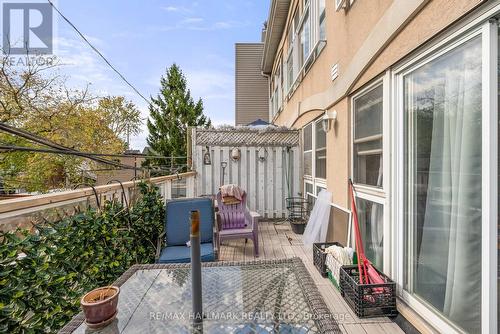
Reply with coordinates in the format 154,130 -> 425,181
219,221 -> 405,334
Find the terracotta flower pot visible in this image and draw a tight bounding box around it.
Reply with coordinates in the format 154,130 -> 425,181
81,286 -> 120,328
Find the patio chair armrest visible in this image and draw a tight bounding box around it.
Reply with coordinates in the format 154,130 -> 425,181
215,212 -> 222,232
245,210 -> 260,229
155,231 -> 166,261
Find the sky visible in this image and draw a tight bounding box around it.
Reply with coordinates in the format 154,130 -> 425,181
51,0 -> 269,150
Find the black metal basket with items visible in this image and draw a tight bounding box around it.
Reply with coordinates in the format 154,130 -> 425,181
285,197 -> 309,234
339,265 -> 397,318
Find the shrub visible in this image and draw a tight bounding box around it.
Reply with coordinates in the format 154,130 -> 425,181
0,182 -> 164,333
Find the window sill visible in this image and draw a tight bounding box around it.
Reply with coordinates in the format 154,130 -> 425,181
352,183 -> 385,198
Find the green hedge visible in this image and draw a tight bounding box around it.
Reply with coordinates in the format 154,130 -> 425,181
0,182 -> 165,333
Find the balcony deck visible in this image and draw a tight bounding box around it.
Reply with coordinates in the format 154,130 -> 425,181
219,220 -> 404,334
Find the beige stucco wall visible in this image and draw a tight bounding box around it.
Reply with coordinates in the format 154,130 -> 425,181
353,0 -> 483,92
269,0 -> 484,208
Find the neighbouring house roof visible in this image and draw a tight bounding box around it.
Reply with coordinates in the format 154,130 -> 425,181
124,149 -> 141,155
247,119 -> 271,126
261,0 -> 291,74
195,126 -> 299,147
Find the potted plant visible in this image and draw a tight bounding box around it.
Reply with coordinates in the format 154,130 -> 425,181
81,286 -> 120,329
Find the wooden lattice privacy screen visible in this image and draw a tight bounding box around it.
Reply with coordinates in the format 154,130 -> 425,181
191,127 -> 302,218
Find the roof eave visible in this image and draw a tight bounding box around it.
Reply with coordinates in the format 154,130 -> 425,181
261,0 -> 291,74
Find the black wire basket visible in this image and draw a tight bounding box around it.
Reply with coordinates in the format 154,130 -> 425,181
285,197 -> 308,234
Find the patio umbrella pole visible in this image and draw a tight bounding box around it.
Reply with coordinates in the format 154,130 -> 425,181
190,210 -> 203,332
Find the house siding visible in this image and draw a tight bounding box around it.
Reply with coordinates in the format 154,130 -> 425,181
235,43 -> 269,125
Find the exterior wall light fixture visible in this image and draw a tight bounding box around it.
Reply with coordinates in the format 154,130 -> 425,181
322,110 -> 337,132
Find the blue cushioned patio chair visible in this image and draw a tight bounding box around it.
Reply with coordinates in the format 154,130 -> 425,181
156,197 -> 216,263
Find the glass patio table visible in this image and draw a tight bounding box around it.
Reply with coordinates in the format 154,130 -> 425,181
59,258 -> 341,334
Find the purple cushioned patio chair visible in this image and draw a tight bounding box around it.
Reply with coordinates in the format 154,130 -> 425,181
216,191 -> 260,257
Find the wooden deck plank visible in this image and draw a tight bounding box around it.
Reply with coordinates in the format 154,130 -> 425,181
261,222 -> 275,260
378,323 -> 405,334
219,221 -> 402,333
342,324 -> 367,334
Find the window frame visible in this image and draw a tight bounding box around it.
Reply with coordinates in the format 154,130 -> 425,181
297,1 -> 312,73
314,118 -> 327,180
390,18 -> 498,334
319,0 -> 326,41
270,55 -> 283,119
350,76 -> 390,277
303,118 -> 327,204
303,122 -> 313,178
285,0 -> 327,98
352,82 -> 384,191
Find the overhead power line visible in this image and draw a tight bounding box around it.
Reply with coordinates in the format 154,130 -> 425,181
46,0 -> 151,107
0,144 -> 187,169
0,122 -> 140,170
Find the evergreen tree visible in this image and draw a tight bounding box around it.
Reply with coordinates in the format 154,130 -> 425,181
146,64 -> 211,168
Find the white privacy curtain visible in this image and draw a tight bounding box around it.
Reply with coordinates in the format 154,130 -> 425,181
413,37 -> 482,333
302,190 -> 332,250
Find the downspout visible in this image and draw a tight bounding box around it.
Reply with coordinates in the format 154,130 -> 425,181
261,71 -> 272,123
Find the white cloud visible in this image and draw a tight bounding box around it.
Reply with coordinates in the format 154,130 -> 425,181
54,36 -> 113,86
185,69 -> 233,101
52,35 -> 152,150
162,6 -> 178,12
150,18 -> 250,32
182,17 -> 204,24
161,5 -> 192,14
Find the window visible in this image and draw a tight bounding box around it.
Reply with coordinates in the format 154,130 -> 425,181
303,120 -> 326,180
285,11 -> 299,93
316,185 -> 326,195
299,12 -> 311,69
403,36 -> 482,334
315,119 -> 326,179
305,181 -> 314,208
351,82 -> 386,280
277,58 -> 283,110
353,84 -> 383,187
355,197 -> 383,269
284,0 -> 326,97
319,0 -> 326,41
271,57 -> 283,118
303,123 -> 313,176
303,119 -> 327,206
286,54 -> 293,92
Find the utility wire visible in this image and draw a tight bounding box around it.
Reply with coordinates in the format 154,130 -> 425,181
0,145 -> 188,171
0,123 -> 140,170
46,0 -> 151,107
0,144 -> 137,169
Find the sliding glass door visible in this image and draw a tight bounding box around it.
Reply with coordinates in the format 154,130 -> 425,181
403,35 -> 482,333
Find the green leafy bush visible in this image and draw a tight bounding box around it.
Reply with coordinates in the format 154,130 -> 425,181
0,182 -> 164,333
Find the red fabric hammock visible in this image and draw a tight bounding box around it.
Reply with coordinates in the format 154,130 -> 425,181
349,179 -> 385,286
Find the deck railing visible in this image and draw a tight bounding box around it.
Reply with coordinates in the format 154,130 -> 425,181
0,171 -> 197,232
